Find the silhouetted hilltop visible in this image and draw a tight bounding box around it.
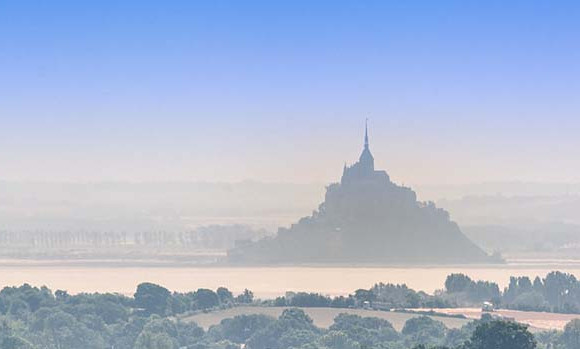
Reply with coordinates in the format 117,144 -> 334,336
228,123 -> 496,265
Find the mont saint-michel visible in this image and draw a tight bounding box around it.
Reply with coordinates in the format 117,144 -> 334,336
228,124 -> 496,265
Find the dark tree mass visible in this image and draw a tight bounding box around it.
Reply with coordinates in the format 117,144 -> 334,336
228,124 -> 494,264
2,281 -> 570,349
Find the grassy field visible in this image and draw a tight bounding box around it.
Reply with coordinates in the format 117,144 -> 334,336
416,307 -> 580,331
181,306 -> 471,331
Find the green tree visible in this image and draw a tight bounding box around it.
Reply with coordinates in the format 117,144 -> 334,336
133,318 -> 194,349
279,329 -> 320,348
211,314 -> 275,343
134,283 -> 171,316
444,321 -> 478,348
7,299 -> 29,320
134,331 -> 175,349
559,319 -> 580,349
543,272 -> 577,312
445,274 -> 473,293
235,289 -> 254,304
0,336 -> 33,349
318,331 -> 360,349
216,287 -> 234,305
110,316 -> 149,349
38,311 -> 105,349
467,320 -> 536,349
402,316 -> 447,345
194,289 -> 219,310
353,289 -> 375,305
245,309 -> 319,349
96,299 -> 129,324
330,313 -> 399,346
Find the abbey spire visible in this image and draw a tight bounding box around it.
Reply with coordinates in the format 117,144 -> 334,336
340,120 -> 380,184
358,119 -> 374,171
364,118 -> 369,150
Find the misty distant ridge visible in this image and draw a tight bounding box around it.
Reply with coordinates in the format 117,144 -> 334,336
0,180 -> 324,232
1,180 -> 580,232
2,180 -> 580,259
415,181 -> 580,201
439,194 -> 580,226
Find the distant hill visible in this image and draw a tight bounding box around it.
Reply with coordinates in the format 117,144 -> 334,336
0,181 -> 323,232
2,180 -> 580,233
463,222 -> 580,257
228,126 -> 496,265
438,194 -> 580,226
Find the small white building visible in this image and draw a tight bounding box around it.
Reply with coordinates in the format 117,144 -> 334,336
482,301 -> 495,312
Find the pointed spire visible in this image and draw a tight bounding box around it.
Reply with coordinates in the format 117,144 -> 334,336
364,118 -> 369,150
358,118 -> 375,171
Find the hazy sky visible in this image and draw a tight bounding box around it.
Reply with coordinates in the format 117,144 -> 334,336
1,1 -> 579,185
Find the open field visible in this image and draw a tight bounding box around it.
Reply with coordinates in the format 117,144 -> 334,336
182,306 -> 471,331
415,308 -> 580,331
183,306 -> 579,332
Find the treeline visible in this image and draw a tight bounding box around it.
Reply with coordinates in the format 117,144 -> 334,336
271,284 -> 452,310
1,272 -> 580,348
1,282 -> 577,349
0,225 -> 268,250
0,282 -> 252,349
267,271 -> 580,316
443,271 -> 580,314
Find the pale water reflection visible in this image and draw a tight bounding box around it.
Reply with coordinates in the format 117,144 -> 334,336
3,261 -> 580,298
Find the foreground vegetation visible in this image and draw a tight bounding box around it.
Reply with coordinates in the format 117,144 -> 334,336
1,271 -> 580,348
0,282 -> 574,349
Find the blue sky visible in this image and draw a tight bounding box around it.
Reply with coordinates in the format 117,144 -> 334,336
1,1 -> 579,184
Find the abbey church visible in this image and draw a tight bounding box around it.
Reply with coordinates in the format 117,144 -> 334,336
228,123 -> 495,264
340,122 -> 390,185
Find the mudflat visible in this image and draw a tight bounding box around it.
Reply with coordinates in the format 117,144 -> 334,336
2,259 -> 580,298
